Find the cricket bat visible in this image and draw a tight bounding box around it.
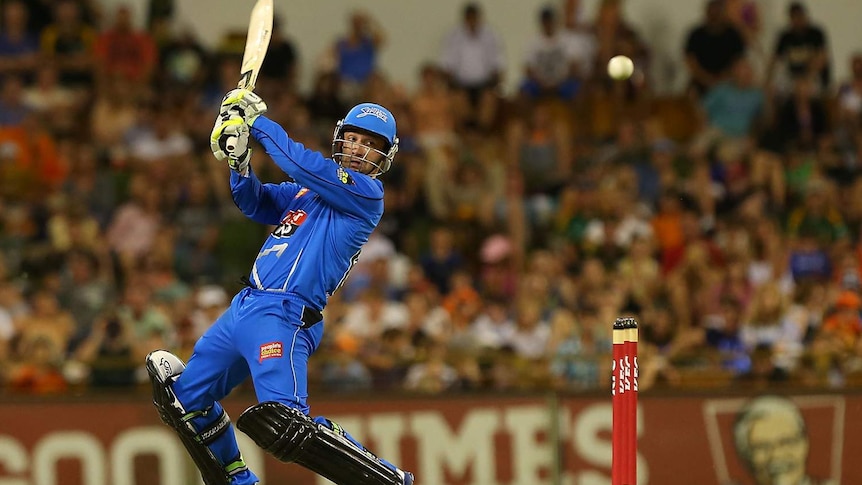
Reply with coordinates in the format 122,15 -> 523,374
237,0 -> 274,90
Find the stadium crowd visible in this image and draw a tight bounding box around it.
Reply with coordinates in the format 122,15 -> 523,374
1,0 -> 861,397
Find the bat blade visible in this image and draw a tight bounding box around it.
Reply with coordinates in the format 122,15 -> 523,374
237,0 -> 273,90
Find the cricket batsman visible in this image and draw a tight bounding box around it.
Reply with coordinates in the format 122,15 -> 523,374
145,88 -> 415,485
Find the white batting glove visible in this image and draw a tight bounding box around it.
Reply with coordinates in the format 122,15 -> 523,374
211,111 -> 251,175
220,88 -> 267,126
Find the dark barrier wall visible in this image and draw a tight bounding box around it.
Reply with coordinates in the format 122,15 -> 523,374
0,392 -> 859,484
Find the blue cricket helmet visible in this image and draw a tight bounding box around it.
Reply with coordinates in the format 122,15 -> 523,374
332,102 -> 399,176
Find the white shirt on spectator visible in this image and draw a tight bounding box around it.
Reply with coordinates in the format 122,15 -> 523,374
524,33 -> 578,85
342,300 -> 409,340
510,322 -> 551,359
440,24 -> 505,87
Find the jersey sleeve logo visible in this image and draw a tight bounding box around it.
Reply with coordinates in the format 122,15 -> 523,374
336,167 -> 355,185
272,209 -> 307,238
294,187 -> 309,199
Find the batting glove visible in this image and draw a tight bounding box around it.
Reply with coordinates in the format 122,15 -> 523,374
220,88 -> 267,126
211,111 -> 251,175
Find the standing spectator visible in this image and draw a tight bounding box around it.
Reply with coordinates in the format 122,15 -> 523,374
520,6 -> 582,101
39,0 -> 97,90
93,5 -> 158,88
327,10 -> 385,104
767,2 -> 830,95
439,2 -> 505,131
257,16 -> 298,94
0,0 -> 39,82
683,0 -> 746,97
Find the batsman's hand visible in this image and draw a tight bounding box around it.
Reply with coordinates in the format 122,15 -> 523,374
220,88 -> 267,126
211,111 -> 251,175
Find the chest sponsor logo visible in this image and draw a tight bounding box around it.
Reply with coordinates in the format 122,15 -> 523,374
259,341 -> 284,362
272,209 -> 307,238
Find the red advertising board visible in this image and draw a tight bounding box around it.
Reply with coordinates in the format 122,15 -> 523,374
0,392 -> 859,484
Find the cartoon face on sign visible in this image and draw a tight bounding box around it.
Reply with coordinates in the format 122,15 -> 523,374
272,210 -> 307,238
704,395 -> 841,485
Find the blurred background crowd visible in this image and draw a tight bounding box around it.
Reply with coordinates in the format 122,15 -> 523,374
1,0 -> 861,398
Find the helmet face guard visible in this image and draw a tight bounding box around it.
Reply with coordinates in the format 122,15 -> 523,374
331,103 -> 399,177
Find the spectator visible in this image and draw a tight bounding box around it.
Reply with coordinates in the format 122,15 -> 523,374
0,1 -> 39,81
93,5 -> 158,88
767,2 -> 830,94
156,26 -> 210,92
697,57 -> 765,143
419,226 -> 465,295
39,0 -> 97,89
72,311 -> 139,387
520,6 -> 582,101
257,15 -> 298,94
704,296 -> 751,375
683,0 -> 746,97
837,53 -> 862,127
7,335 -> 68,394
327,10 -> 385,104
439,2 -> 505,131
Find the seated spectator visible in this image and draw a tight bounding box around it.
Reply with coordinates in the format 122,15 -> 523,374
341,288 -> 409,342
438,2 -> 505,131
0,75 -> 31,126
767,2 -> 830,95
7,335 -> 68,394
788,229 -> 832,284
39,0 -> 97,89
740,281 -> 805,372
704,297 -> 751,375
419,226 -> 465,295
0,0 -> 39,81
520,6 -> 582,101
837,53 -> 862,127
786,179 -> 848,245
320,335 -> 372,393
697,58 -> 765,143
72,312 -> 139,387
772,76 -> 830,151
22,64 -> 79,134
404,341 -> 457,393
89,75 -> 140,155
105,175 -> 164,274
819,290 -> 862,355
363,327 -> 414,390
509,297 -> 550,360
683,0 -> 746,97
13,289 -> 75,359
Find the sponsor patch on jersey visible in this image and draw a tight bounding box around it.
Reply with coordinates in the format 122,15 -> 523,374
294,188 -> 309,199
336,167 -> 355,185
272,209 -> 307,238
356,106 -> 388,122
259,342 -> 283,362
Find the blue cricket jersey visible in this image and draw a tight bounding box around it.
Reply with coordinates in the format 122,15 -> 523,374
230,116 -> 383,310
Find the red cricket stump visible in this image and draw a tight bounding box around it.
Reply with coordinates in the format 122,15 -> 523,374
612,317 -> 638,485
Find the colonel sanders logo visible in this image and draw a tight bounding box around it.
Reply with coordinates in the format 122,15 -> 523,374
272,210 -> 307,238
